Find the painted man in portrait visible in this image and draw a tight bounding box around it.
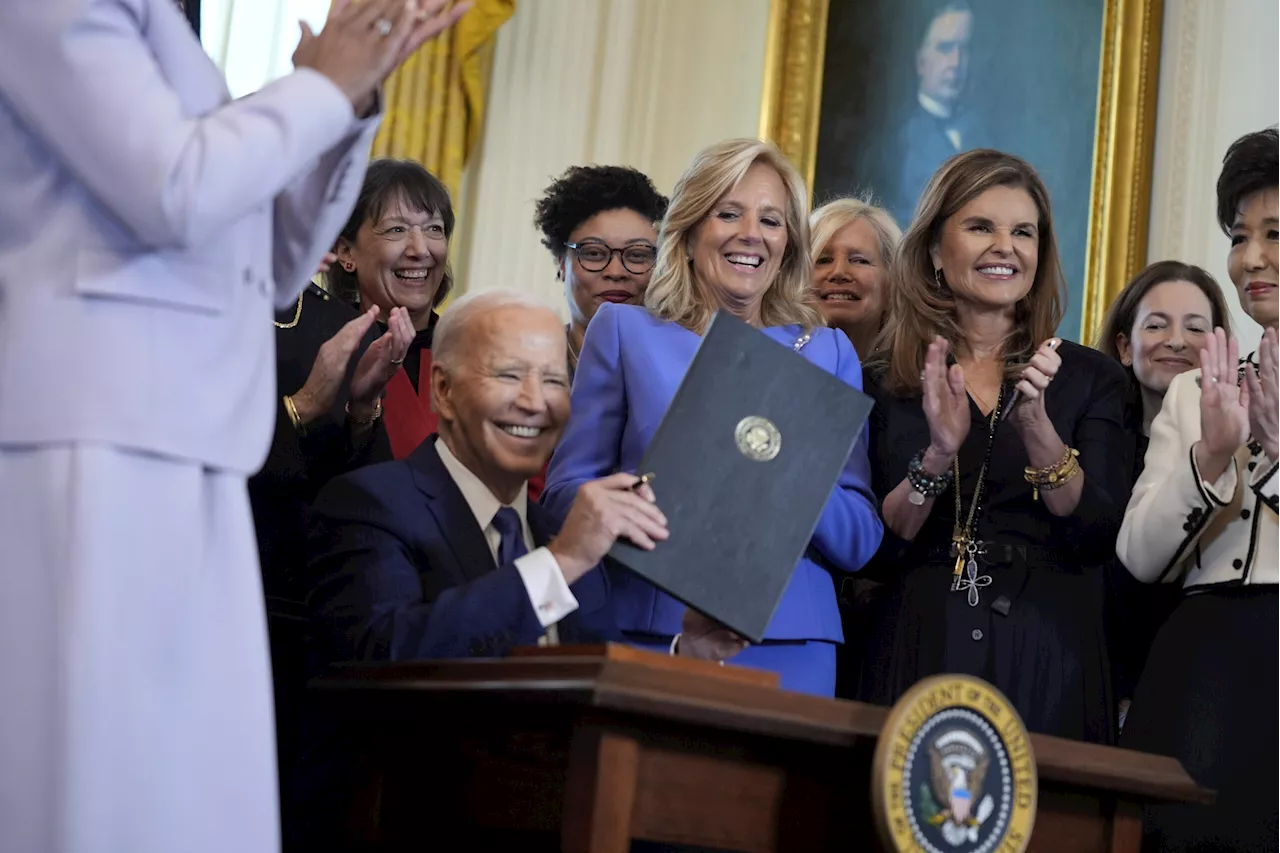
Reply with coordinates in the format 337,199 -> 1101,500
883,0 -> 982,226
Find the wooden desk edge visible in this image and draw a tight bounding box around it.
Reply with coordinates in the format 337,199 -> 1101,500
311,652 -> 1211,805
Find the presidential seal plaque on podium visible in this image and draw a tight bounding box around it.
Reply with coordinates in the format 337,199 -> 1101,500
873,675 -> 1037,853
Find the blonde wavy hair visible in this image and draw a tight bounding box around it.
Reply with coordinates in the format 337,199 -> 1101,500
645,138 -> 822,332
809,195 -> 903,273
867,149 -> 1065,396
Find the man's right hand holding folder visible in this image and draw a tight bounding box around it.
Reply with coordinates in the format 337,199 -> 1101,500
549,472 -> 747,664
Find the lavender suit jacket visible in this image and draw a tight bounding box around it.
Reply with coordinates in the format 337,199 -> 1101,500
0,0 -> 381,472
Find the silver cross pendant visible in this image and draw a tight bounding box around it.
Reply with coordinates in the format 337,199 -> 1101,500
954,541 -> 992,607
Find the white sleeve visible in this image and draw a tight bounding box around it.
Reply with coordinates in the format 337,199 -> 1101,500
513,547 -> 580,628
1117,372 -> 1238,583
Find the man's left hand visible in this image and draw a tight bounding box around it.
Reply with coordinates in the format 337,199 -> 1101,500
676,609 -> 748,663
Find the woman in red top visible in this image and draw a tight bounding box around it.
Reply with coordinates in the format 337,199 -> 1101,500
329,159 -> 455,460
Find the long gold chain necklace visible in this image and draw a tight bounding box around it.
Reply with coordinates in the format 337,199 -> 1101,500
951,393 -> 1003,606
274,292 -> 304,329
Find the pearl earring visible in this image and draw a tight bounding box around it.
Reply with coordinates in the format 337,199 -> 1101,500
934,268 -> 944,288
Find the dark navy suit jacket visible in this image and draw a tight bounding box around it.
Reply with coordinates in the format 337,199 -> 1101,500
306,435 -> 622,663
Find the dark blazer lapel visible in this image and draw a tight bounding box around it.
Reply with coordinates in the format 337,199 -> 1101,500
407,437 -> 496,584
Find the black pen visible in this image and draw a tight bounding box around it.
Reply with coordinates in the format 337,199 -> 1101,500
631,472 -> 655,491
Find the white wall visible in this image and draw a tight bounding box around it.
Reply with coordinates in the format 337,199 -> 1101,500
453,0 -> 772,312
201,0 -> 330,99
1146,0 -> 1280,352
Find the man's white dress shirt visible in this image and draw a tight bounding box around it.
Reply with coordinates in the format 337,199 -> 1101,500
435,439 -> 579,644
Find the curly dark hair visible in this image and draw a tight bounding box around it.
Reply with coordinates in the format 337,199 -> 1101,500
1216,126 -> 1278,234
534,165 -> 668,262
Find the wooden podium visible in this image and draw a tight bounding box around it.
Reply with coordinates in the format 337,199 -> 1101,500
312,644 -> 1209,852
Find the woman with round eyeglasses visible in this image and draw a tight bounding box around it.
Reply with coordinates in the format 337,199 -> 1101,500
535,165 -> 668,375
1117,127 -> 1278,853
327,158 -> 456,459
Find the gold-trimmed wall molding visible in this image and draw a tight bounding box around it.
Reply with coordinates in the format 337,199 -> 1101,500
1081,0 -> 1164,343
758,0 -> 829,195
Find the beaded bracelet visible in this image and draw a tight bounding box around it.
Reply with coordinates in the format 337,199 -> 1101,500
907,449 -> 954,505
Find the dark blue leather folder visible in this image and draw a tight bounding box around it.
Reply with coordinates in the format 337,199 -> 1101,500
607,311 -> 874,643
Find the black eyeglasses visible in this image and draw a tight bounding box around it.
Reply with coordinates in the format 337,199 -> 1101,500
565,242 -> 657,274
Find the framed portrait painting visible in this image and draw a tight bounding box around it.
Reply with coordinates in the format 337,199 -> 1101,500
760,0 -> 1163,342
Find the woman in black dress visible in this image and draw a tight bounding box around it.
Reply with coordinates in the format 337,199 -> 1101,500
856,149 -> 1133,744
1117,128 -> 1278,852
1093,261 -> 1232,731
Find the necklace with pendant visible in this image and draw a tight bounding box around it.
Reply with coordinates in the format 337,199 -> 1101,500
951,388 -> 1004,606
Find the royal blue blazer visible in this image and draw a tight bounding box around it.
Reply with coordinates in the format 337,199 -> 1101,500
542,303 -> 883,655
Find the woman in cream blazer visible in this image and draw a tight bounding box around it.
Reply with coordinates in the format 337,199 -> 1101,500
1116,127 -> 1278,853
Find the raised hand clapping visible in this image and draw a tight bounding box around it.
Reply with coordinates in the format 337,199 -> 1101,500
1195,328 -> 1251,482
348,305 -> 414,410
293,0 -> 473,116
290,304 -> 412,427
1243,326 -> 1279,461
922,336 -> 970,457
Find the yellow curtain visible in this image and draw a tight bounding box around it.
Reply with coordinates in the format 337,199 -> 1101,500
371,0 -> 516,201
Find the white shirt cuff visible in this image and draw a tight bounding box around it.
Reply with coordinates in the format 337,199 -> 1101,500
1190,441 -> 1239,506
514,547 -> 580,629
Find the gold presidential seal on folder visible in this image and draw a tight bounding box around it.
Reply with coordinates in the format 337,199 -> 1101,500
734,416 -> 781,461
873,675 -> 1037,853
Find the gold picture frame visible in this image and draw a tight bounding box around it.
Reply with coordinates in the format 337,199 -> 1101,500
759,0 -> 1164,343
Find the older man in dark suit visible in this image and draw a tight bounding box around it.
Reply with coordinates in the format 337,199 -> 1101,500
306,290 -> 736,664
